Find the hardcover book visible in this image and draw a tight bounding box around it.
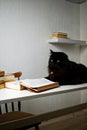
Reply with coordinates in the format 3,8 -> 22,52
5,78 -> 59,92
0,74 -> 15,82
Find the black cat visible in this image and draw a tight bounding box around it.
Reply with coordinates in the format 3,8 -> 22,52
46,50 -> 87,85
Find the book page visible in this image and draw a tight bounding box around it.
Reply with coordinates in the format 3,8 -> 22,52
5,80 -> 25,90
21,78 -> 57,88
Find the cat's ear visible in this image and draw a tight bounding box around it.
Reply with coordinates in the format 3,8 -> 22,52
50,49 -> 54,54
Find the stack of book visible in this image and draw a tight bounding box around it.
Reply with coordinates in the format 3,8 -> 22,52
51,32 -> 68,39
0,70 -> 5,89
0,70 -> 15,89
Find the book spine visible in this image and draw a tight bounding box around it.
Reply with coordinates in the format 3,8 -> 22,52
0,84 -> 5,89
0,71 -> 5,77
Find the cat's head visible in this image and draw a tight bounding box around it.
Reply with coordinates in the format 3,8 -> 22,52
48,50 -> 69,69
48,50 -> 69,81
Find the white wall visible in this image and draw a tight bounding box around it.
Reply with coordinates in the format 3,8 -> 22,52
0,0 -> 81,79
80,1 -> 87,66
79,2 -> 87,112
1,0 -> 85,114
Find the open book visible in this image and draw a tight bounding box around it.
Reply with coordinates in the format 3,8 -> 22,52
20,78 -> 59,92
5,78 -> 59,92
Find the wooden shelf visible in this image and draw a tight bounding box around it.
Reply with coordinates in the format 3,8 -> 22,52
48,38 -> 86,45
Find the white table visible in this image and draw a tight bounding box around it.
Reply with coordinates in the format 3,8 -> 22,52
0,83 -> 87,129
0,83 -> 87,104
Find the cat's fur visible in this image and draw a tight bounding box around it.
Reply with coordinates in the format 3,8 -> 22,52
46,50 -> 87,85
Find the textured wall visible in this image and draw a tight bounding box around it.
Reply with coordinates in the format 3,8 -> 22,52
0,0 -> 80,79
80,2 -> 87,66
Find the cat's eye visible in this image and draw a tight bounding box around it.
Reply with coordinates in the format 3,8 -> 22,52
57,60 -> 60,63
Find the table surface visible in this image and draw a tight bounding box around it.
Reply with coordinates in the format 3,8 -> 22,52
0,83 -> 87,104
0,83 -> 87,130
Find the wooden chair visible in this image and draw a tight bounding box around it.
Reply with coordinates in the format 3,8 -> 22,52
0,72 -> 41,130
